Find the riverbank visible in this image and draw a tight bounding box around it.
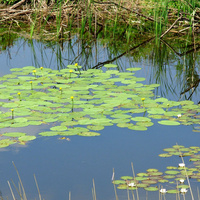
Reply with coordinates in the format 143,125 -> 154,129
1,0 -> 200,41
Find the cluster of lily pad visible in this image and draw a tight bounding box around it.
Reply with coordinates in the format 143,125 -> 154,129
113,144 -> 200,194
0,64 -> 200,148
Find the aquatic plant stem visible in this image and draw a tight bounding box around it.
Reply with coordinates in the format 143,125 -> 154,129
71,96 -> 74,112
11,109 -> 14,119
92,179 -> 97,200
59,87 -> 62,95
30,81 -> 33,90
127,186 -> 130,200
33,69 -> 36,78
177,143 -> 194,200
131,162 -> 139,200
112,168 -> 119,200
69,69 -> 73,78
18,92 -> 21,101
7,181 -> 16,200
12,161 -> 27,200
34,174 -> 42,200
197,187 -> 200,200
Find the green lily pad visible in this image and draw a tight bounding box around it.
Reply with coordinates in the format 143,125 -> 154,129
158,120 -> 180,126
117,184 -> 128,189
104,64 -> 117,68
0,139 -> 16,148
77,131 -> 100,136
18,136 -> 36,141
165,170 -> 180,175
3,132 -> 26,137
39,131 -> 58,136
159,153 -> 172,157
121,176 -> 133,180
144,187 -> 158,191
167,190 -> 179,194
128,125 -> 147,131
112,180 -> 126,184
126,67 -> 141,71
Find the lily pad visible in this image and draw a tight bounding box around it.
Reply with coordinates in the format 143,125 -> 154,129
158,120 -> 180,126
18,136 -> 36,141
144,187 -> 158,191
77,131 -> 100,137
3,132 -> 26,137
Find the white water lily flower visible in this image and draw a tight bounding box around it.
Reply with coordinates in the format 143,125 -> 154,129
177,114 -> 182,118
128,182 -> 136,187
180,188 -> 188,194
178,163 -> 185,167
179,179 -> 185,184
160,188 -> 167,194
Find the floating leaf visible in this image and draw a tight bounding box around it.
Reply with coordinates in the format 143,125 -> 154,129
144,187 -> 158,191
167,190 -> 179,194
121,176 -> 133,180
18,136 -> 36,141
126,67 -> 141,71
165,170 -> 180,175
112,180 -> 126,184
131,117 -> 151,122
3,132 -> 26,137
158,120 -> 180,126
104,64 -> 117,68
0,139 -> 16,148
77,131 -> 100,137
39,131 -> 58,136
117,184 -> 128,189
159,153 -> 172,158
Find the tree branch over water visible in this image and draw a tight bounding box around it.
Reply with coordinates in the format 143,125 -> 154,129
92,37 -> 155,69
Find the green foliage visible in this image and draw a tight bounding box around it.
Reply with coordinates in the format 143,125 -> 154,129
0,0 -> 18,4
0,64 -> 200,148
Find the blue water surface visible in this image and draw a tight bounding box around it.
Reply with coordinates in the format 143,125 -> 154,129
0,38 -> 199,200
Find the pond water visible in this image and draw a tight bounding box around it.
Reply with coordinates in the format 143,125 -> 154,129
0,36 -> 200,200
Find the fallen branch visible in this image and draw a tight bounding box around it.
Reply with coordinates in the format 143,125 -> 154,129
92,37 -> 155,69
10,0 -> 26,9
160,13 -> 183,38
0,10 -> 32,22
93,0 -> 155,22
